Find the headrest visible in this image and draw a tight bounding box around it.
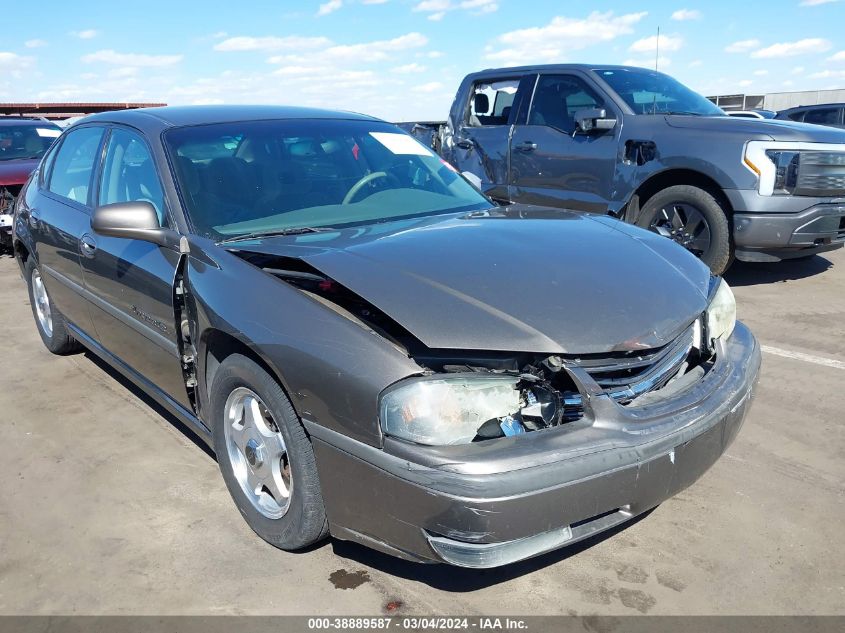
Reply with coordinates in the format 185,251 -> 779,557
473,93 -> 490,115
176,156 -> 200,194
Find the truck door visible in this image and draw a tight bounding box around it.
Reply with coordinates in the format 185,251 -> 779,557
509,73 -> 619,214
79,126 -> 192,409
448,75 -> 533,202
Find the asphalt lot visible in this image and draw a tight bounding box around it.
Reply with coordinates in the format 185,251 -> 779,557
0,248 -> 843,616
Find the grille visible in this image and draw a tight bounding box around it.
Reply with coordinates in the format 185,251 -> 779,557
560,322 -> 698,418
796,152 -> 845,197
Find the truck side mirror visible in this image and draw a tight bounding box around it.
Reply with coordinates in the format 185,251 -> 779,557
574,108 -> 616,134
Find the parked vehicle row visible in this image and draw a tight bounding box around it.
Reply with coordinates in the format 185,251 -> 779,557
13,105 -> 760,568
401,65 -> 845,275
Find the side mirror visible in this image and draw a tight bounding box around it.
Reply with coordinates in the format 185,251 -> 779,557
574,108 -> 616,134
92,201 -> 178,248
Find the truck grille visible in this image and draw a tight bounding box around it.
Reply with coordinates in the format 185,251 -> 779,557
796,152 -> 845,197
560,322 -> 699,419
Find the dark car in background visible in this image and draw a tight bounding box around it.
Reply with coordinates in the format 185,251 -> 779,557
14,106 -> 760,568
403,65 -> 845,274
0,118 -> 61,249
776,103 -> 845,129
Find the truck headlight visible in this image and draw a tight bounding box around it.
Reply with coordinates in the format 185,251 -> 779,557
706,279 -> 736,344
379,375 -> 520,445
764,150 -> 800,195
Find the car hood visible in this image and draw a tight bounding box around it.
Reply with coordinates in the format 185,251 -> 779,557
231,208 -> 712,355
664,115 -> 845,143
0,158 -> 38,186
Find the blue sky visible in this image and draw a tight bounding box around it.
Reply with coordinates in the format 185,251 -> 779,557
1,0 -> 844,120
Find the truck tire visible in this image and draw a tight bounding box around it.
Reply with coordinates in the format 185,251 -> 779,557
635,185 -> 732,275
211,353 -> 329,550
25,258 -> 81,355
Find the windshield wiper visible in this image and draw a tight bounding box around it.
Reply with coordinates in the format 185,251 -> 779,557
218,226 -> 334,244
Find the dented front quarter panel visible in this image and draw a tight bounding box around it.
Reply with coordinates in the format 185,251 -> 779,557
183,236 -> 422,447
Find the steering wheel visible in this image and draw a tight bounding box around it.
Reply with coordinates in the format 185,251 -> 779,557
342,171 -> 400,205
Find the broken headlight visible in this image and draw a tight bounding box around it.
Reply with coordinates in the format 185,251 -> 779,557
379,375 -> 520,445
706,279 -> 736,345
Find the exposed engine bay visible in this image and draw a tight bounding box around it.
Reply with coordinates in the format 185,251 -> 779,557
234,249 -> 715,442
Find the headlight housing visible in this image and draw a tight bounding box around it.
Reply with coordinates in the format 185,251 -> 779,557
706,279 -> 736,345
380,375 -> 520,445
764,150 -> 800,195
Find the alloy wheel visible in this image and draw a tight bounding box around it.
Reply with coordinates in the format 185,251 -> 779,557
31,269 -> 53,338
649,202 -> 712,257
223,387 -> 292,519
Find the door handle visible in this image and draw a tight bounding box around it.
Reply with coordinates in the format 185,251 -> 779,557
455,138 -> 474,150
515,141 -> 537,152
28,208 -> 40,228
80,234 -> 97,258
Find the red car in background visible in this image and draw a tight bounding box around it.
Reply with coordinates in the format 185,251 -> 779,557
0,118 -> 62,249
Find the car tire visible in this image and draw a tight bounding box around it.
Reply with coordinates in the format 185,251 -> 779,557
24,258 -> 81,355
636,185 -> 733,275
211,353 -> 329,550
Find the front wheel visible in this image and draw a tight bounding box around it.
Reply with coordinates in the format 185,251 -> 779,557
211,353 -> 328,550
635,185 -> 733,275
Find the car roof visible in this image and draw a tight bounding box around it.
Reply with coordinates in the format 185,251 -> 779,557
780,103 -> 845,112
77,105 -> 382,134
466,64 -> 663,78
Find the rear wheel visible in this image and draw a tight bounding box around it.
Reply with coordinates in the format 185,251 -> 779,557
25,258 -> 81,354
211,353 -> 328,550
636,185 -> 732,275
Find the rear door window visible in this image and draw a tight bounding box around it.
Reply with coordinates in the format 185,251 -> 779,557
47,126 -> 105,205
467,79 -> 521,127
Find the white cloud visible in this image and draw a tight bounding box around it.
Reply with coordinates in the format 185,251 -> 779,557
799,0 -> 839,6
214,35 -> 332,52
413,0 -> 498,19
393,63 -> 427,73
809,69 -> 845,79
623,56 -> 672,69
25,39 -> 47,48
0,52 -> 34,72
362,0 -> 389,4
828,51 -> 845,62
689,59 -> 703,67
751,38 -> 831,58
82,49 -> 183,67
782,80 -> 794,87
738,79 -> 753,87
629,34 -> 683,53
671,9 -> 701,20
791,66 -> 805,74
71,29 -> 99,39
412,81 -> 444,93
725,39 -> 760,53
753,69 -> 769,76
485,11 -> 647,66
317,0 -> 342,16
267,32 -> 427,65
108,67 -> 140,78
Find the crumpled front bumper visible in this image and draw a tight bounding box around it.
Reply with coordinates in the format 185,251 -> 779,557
307,323 -> 761,567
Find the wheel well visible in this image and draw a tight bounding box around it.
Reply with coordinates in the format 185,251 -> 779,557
202,329 -> 290,409
632,169 -> 733,219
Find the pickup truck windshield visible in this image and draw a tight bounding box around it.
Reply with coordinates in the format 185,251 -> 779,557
165,119 -> 490,240
593,68 -> 724,116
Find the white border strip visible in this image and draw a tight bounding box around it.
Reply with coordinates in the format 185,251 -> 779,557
761,345 -> 845,370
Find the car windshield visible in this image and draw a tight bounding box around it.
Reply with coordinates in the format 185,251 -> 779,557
164,119 -> 491,240
593,68 -> 724,116
0,123 -> 61,161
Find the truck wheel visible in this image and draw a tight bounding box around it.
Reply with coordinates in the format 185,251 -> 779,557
211,353 -> 329,550
636,185 -> 732,275
24,258 -> 81,355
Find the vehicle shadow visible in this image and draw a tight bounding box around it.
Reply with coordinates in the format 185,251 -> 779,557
82,350 -> 216,461
724,254 -> 833,287
329,510 -> 653,591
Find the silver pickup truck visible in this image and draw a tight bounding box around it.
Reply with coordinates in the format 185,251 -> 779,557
401,64 -> 845,274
